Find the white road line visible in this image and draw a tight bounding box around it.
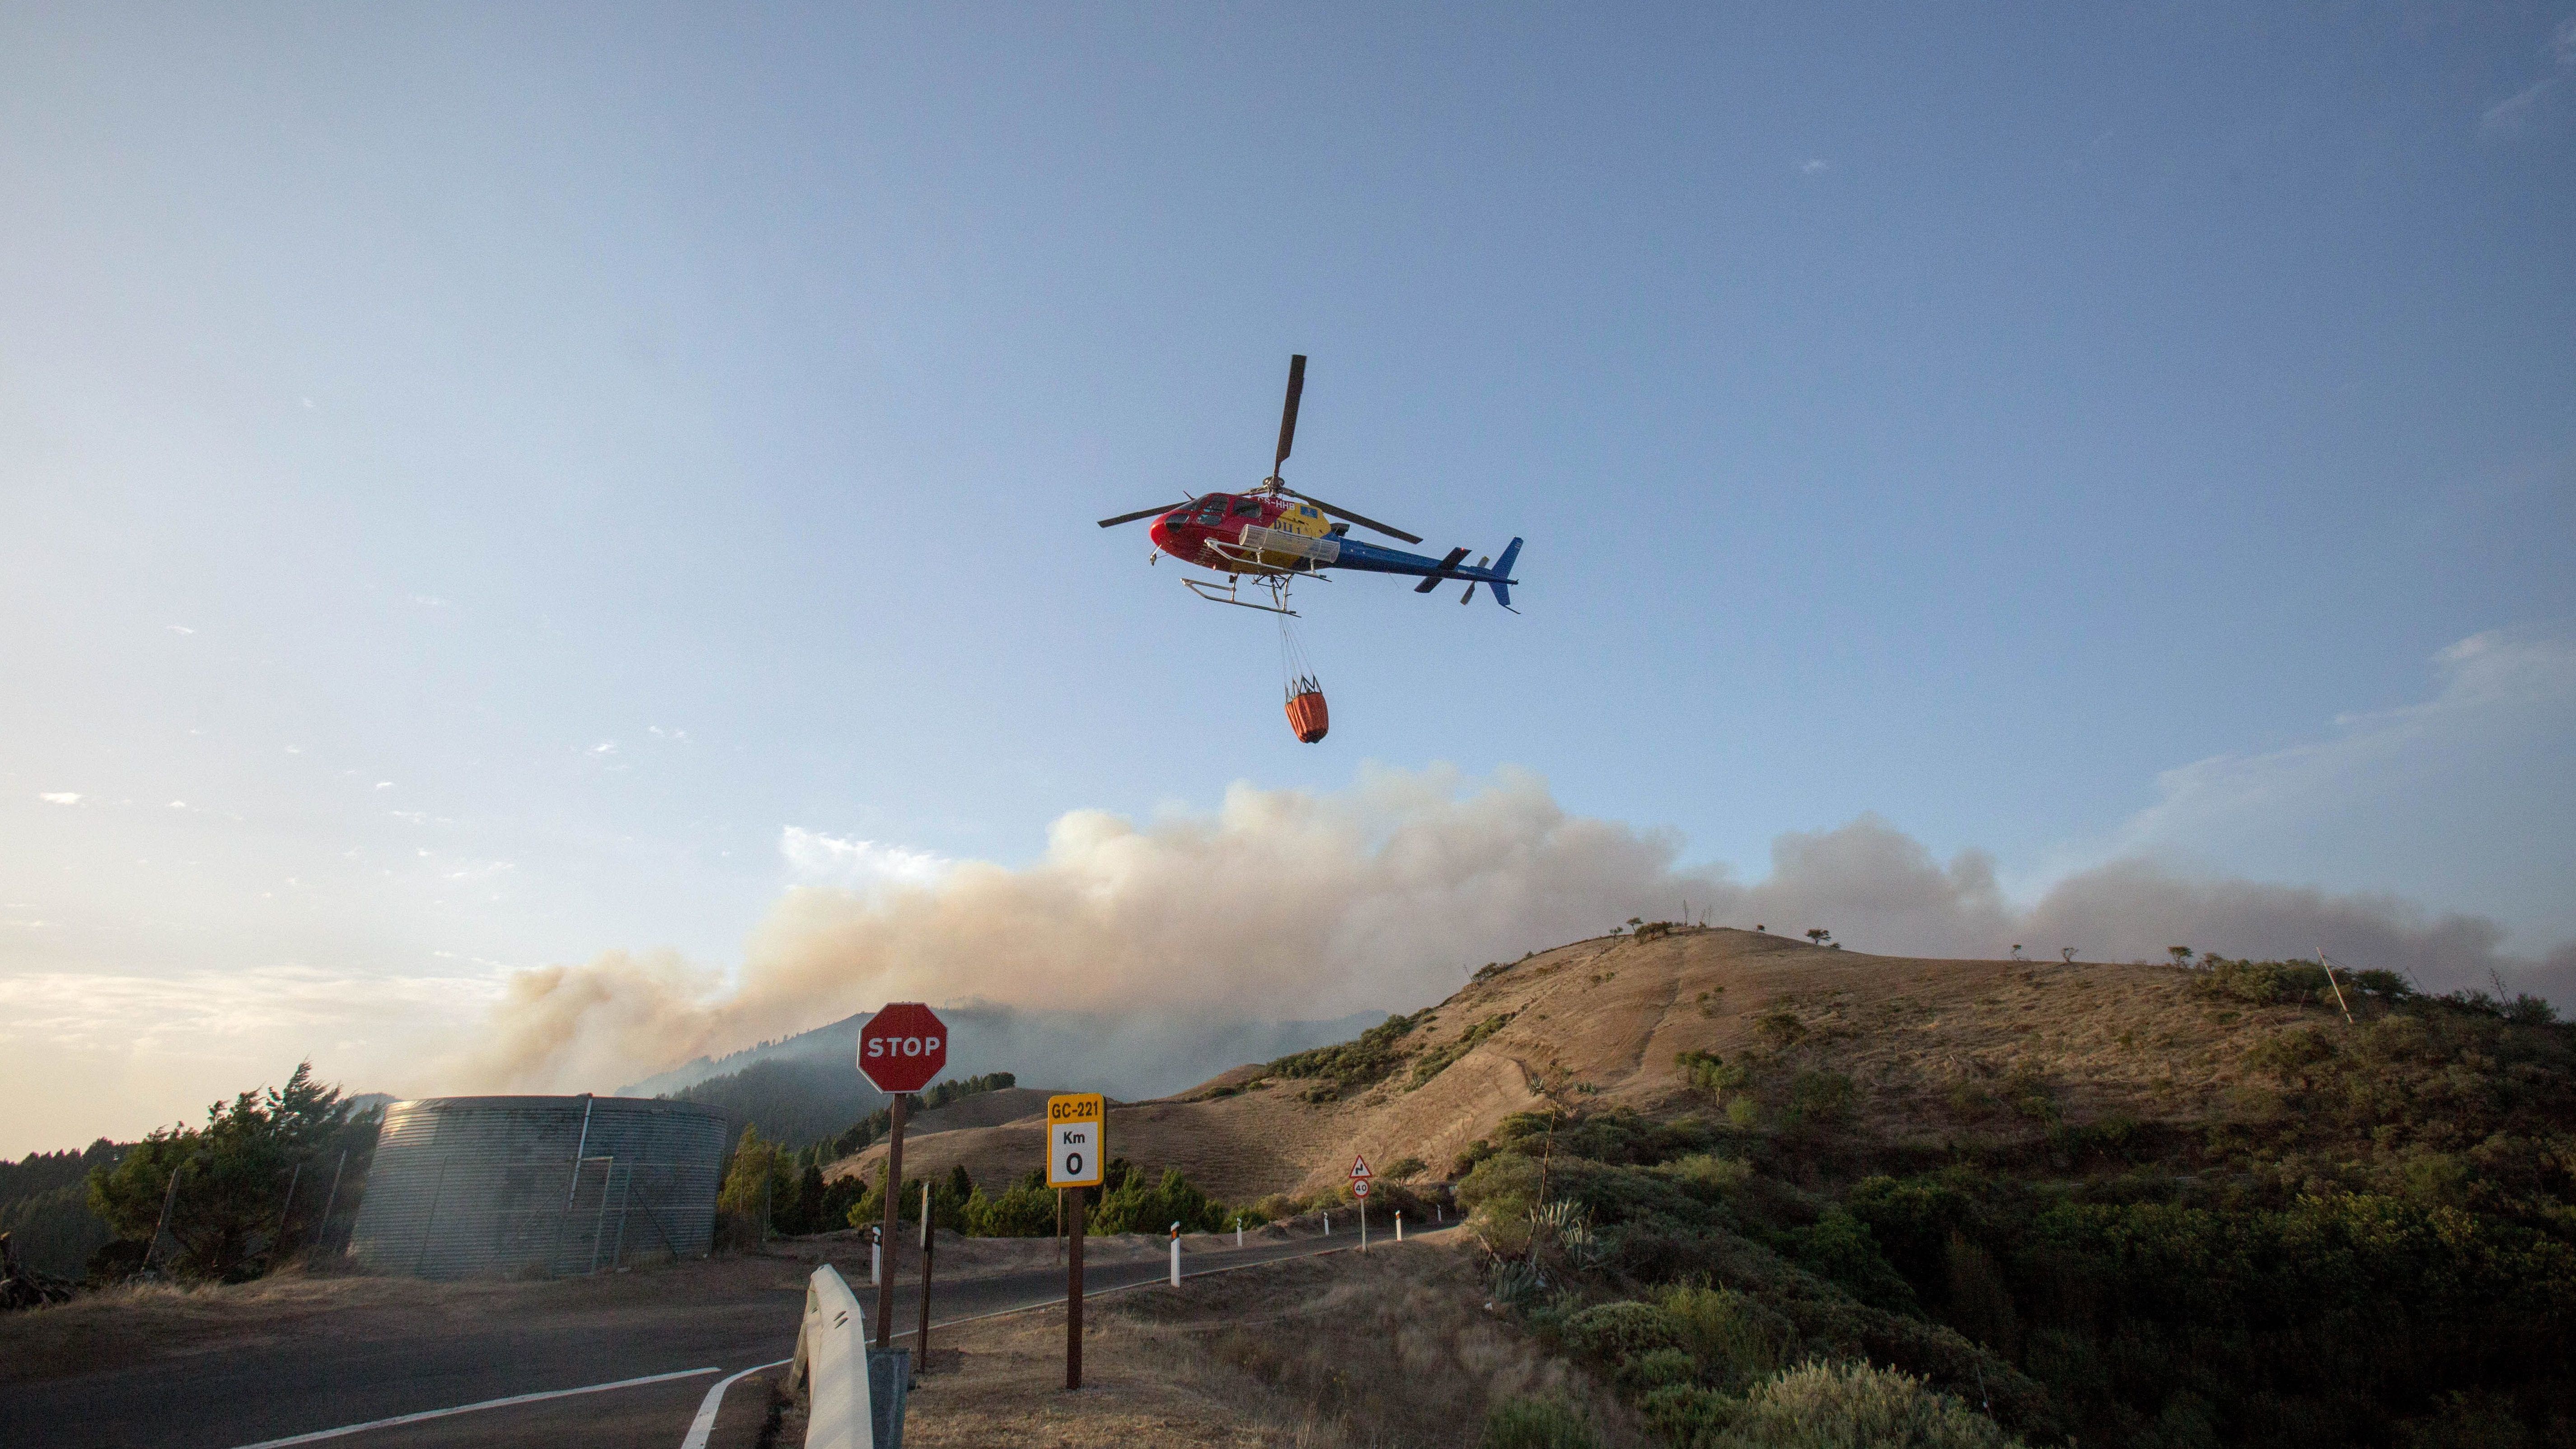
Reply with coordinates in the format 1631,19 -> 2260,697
679,1357 -> 792,1449
228,1366 -> 719,1449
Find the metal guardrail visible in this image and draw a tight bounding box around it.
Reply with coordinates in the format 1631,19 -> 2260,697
792,1264 -> 907,1449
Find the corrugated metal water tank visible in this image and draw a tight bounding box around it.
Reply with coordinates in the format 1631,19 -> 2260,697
349,1095 -> 729,1280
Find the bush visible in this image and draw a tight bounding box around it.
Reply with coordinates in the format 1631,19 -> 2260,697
964,1169 -> 1059,1237
1643,1383 -> 1739,1447
1660,1285 -> 1794,1389
1787,1072 -> 1856,1128
1564,1299 -> 1683,1368
1624,1346 -> 1700,1391
1269,1011 -> 1433,1095
1413,1014 -> 1517,1088
1678,1050 -> 1751,1098
1458,1151 -> 1544,1228
1481,1395 -> 1600,1449
1663,1154 -> 1752,1196
1709,1360 -> 2020,1448
1780,1209 -> 1918,1313
1085,1166 -> 1230,1235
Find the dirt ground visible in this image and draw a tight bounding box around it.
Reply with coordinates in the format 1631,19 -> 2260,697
779,1240 -> 1634,1449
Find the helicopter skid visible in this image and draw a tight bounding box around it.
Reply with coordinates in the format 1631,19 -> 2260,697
1182,575 -> 1300,616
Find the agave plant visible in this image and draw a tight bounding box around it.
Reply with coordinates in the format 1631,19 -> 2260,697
1489,1256 -> 1548,1309
1528,1198 -> 1608,1269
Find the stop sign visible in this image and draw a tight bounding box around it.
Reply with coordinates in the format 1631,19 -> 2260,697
857,1002 -> 949,1094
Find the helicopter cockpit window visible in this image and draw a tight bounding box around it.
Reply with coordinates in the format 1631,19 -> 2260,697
1232,499 -> 1262,516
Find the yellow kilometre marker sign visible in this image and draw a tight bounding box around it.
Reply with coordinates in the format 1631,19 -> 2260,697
1046,1093 -> 1106,1188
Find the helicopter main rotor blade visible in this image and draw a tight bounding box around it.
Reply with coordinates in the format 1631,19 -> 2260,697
1097,502 -> 1186,528
1291,491 -> 1423,545
1273,354 -> 1306,474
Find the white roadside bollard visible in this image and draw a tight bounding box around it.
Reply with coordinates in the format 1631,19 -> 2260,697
1236,1217 -> 1243,1248
1169,1222 -> 1182,1286
1396,1210 -> 1403,1243
1322,1210 -> 1330,1237
870,1230 -> 881,1287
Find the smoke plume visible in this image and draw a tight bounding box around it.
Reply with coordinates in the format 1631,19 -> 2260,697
461,765 -> 2572,1094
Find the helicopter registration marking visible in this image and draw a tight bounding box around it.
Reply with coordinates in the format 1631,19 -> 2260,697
1238,526 -> 1341,565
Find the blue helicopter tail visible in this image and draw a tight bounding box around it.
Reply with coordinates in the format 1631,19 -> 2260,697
1489,537 -> 1523,610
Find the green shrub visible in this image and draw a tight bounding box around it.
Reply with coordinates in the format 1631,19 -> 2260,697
1756,1011 -> 1809,1048
1995,1066 -> 2055,1125
1564,1299 -> 1683,1367
1788,1071 -> 1856,1127
1624,1346 -> 1700,1391
1678,1050 -> 1751,1097
1481,1395 -> 1600,1449
1710,1360 -> 2021,1448
1658,1285 -> 1794,1388
1780,1209 -> 1919,1313
1664,1154 -> 1752,1195
1641,1383 -> 1739,1448
1458,1150 -> 1544,1227
1085,1166 -> 1230,1235
963,1169 -> 1059,1237
1269,1011 -> 1432,1095
1413,1013 -> 1517,1088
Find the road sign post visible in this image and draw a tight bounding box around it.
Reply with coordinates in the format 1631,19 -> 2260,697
1046,1093 -> 1105,1392
917,1178 -> 936,1363
1349,1154 -> 1373,1252
858,1003 -> 949,1352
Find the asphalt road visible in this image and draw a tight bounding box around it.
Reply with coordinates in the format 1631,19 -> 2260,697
8,1230 -> 1391,1449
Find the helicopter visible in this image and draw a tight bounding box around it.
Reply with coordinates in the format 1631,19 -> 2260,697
1096,355 -> 1523,618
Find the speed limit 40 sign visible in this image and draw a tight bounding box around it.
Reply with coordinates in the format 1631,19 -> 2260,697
1046,1093 -> 1105,1188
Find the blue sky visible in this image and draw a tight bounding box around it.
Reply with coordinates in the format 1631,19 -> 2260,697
3,4 -> 2571,1154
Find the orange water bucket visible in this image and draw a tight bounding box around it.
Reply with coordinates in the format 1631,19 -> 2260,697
1285,684 -> 1330,744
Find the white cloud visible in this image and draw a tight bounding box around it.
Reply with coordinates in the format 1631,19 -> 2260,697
375,781 -> 395,790
591,741 -> 618,755
778,826 -> 954,892
409,593 -> 450,608
37,792 -> 81,806
1800,159 -> 1830,174
442,860 -> 517,883
2098,629 -> 2576,940
2483,77 -> 2560,136
167,800 -> 187,809
167,625 -> 195,635
2483,20 -> 2576,137
647,725 -> 691,743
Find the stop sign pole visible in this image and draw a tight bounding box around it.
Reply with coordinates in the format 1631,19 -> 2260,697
858,1003 -> 949,1353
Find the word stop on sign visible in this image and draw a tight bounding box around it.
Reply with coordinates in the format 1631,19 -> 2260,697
1047,1093 -> 1105,1188
864,1035 -> 941,1058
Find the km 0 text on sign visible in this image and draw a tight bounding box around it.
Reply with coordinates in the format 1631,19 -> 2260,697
1046,1093 -> 1105,1189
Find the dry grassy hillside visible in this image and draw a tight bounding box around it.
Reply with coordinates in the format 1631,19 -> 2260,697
832,927 -> 2318,1205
